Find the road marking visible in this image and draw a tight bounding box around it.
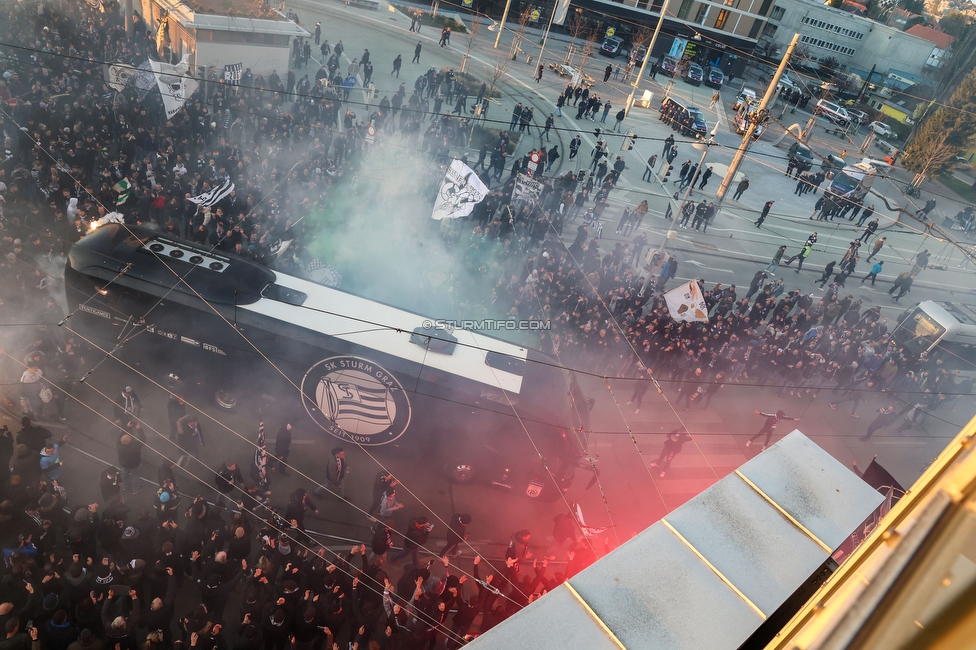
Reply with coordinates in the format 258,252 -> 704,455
684,258 -> 732,273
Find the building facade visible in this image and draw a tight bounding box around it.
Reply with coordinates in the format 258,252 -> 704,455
138,0 -> 308,79
764,0 -> 945,80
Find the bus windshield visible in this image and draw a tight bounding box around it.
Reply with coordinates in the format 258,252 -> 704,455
892,306 -> 947,355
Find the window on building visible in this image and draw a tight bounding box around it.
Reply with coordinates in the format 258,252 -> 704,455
771,5 -> 784,20
714,8 -> 730,29
694,4 -> 709,23
677,0 -> 694,19
762,22 -> 778,38
758,0 -> 773,16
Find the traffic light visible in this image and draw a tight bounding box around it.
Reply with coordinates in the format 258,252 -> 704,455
594,127 -> 602,139
663,164 -> 672,180
627,132 -> 637,150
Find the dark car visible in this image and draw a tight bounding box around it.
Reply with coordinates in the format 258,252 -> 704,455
788,142 -> 815,169
683,63 -> 704,86
821,153 -> 846,172
705,67 -> 724,89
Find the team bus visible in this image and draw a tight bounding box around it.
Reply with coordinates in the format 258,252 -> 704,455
64,225 -> 587,499
892,300 -> 976,370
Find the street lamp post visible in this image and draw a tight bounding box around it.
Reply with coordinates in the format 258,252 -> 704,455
640,121 -> 720,296
494,0 -> 513,48
624,0 -> 674,114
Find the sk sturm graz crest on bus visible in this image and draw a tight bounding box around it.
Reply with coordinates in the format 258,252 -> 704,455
301,356 -> 412,445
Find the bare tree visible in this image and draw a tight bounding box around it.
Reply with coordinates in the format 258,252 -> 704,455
904,131 -> 955,182
564,13 -> 591,65
459,18 -> 481,74
509,8 -> 533,61
483,49 -> 515,121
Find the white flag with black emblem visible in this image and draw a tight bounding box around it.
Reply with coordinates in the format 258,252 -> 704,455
150,55 -> 197,119
430,159 -> 488,220
188,179 -> 235,207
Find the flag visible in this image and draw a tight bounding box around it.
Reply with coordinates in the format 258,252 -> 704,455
253,417 -> 270,497
106,63 -> 136,92
305,259 -> 342,287
430,159 -> 489,220
155,16 -> 169,55
572,502 -> 608,537
224,63 -> 243,86
664,280 -> 709,322
188,179 -> 235,207
149,55 -> 198,119
113,178 -> 131,205
132,60 -> 157,98
553,0 -> 572,25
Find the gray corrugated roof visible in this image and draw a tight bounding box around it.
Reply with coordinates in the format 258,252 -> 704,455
468,431 -> 884,649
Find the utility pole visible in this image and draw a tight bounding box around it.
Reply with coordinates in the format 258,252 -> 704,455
494,0 -> 513,48
624,0 -> 673,114
537,0 -> 560,68
715,33 -> 800,202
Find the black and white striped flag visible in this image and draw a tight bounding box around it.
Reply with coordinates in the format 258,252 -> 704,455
188,179 -> 235,207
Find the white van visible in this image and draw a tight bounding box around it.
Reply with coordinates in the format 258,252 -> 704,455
814,100 -> 850,127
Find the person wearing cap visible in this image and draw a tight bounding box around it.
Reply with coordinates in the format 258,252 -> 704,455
176,414 -> 204,468
214,461 -> 244,509
113,386 -> 141,420
747,409 -> 801,450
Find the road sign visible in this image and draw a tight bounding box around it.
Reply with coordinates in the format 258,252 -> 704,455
526,151 -> 541,177
530,9 -> 540,21
529,151 -> 541,164
606,27 -> 615,37
366,124 -> 376,144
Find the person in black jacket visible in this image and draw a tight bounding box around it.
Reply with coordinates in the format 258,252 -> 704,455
439,513 -> 471,558
390,517 -> 433,567
213,461 -> 244,509
139,569 -> 176,646
284,488 -> 320,533
747,409 -> 801,450
650,428 -> 695,477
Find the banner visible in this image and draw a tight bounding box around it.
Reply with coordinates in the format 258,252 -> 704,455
113,179 -> 131,205
669,37 -> 688,58
106,63 -> 137,92
150,55 -> 198,119
224,63 -> 243,86
131,60 -> 158,98
664,280 -> 709,322
511,175 -> 544,206
188,179 -> 235,207
430,159 -> 489,220
553,0 -> 572,25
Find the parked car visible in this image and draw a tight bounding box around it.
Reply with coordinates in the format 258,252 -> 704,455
705,67 -> 724,89
788,142 -> 815,169
868,121 -> 894,138
732,88 -> 757,111
821,153 -> 846,172
683,63 -> 704,86
848,109 -> 868,124
660,56 -> 679,77
814,99 -> 850,127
